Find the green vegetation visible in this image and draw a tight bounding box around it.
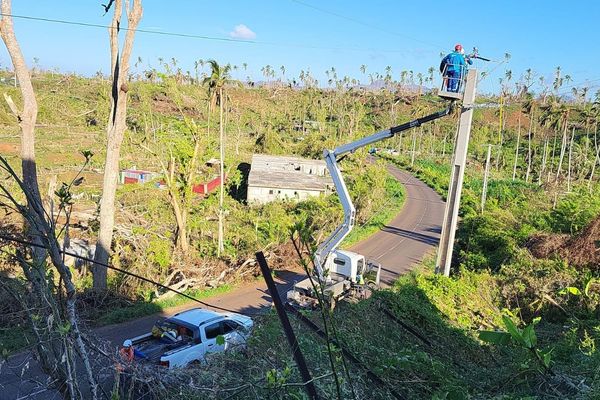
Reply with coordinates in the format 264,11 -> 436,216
164,265 -> 599,399
343,172 -> 405,246
2,62 -> 600,398
164,151 -> 600,397
158,86 -> 600,397
0,69 -> 412,357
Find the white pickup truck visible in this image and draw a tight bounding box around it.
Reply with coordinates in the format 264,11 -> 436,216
123,308 -> 253,368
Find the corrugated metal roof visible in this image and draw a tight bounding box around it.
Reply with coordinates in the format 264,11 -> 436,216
248,154 -> 332,191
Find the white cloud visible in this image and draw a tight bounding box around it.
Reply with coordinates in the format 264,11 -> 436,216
229,24 -> 256,40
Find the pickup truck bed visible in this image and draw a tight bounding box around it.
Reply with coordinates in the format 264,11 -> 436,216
132,334 -> 192,363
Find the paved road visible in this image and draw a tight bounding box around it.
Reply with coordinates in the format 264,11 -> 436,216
352,167 -> 445,286
0,164 -> 445,399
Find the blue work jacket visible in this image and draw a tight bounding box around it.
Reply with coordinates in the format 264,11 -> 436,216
440,51 -> 473,73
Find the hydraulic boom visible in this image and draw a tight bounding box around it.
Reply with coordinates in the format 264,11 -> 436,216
313,107 -> 452,282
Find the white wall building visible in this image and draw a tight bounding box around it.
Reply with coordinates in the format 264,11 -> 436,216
247,154 -> 332,204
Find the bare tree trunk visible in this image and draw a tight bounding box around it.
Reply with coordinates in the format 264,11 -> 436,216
526,109 -> 535,183
94,0 -> 143,289
236,116 -> 241,155
0,0 -> 47,263
548,131 -> 558,182
417,125 -> 424,154
410,131 -> 416,167
397,132 -> 403,153
164,157 -> 189,253
588,124 -> 599,192
495,95 -> 504,170
512,113 -> 521,181
567,126 -> 575,191
217,87 -> 225,255
481,144 -> 492,211
555,112 -> 569,182
539,136 -> 549,185
442,127 -> 450,157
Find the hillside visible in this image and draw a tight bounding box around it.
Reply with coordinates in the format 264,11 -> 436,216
1,68 -> 600,399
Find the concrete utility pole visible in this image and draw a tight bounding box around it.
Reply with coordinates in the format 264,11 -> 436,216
481,144 -> 492,211
435,69 -> 478,276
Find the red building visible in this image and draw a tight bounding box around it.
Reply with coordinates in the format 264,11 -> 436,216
192,175 -> 226,195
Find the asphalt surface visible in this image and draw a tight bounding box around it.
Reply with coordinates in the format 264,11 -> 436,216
0,164 -> 445,399
352,167 -> 445,285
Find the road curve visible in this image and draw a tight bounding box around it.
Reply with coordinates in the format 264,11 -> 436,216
1,164 -> 445,399
351,166 -> 445,286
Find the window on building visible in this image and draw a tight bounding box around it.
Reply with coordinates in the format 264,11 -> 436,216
269,189 -> 273,195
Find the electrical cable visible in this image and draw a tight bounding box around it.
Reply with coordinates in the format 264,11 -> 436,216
0,233 -> 256,317
289,0 -> 445,51
555,82 -> 600,97
0,12 -> 411,55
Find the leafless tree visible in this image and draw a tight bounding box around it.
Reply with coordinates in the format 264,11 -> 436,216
94,0 -> 143,289
0,2 -> 98,396
0,0 -> 46,263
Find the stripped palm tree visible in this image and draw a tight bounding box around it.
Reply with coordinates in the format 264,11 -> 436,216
203,60 -> 236,256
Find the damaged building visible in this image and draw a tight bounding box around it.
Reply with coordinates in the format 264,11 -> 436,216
247,154 -> 332,204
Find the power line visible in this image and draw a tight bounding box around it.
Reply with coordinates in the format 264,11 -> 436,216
289,0 -> 445,51
0,12 -> 412,55
0,12 -> 248,44
554,79 -> 600,97
0,233 -> 255,317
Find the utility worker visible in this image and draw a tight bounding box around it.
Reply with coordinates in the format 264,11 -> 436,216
116,339 -> 135,377
119,339 -> 135,363
116,340 -> 135,396
440,44 -> 473,92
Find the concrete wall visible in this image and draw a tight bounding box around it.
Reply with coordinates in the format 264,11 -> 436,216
297,162 -> 327,177
247,185 -> 324,204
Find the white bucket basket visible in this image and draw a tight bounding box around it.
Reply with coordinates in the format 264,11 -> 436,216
438,63 -> 467,100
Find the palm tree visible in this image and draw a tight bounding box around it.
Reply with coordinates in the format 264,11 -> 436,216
523,68 -> 533,89
427,67 -> 435,86
416,72 -> 424,95
280,65 -> 286,79
203,60 -> 235,256
496,77 -> 505,170
553,66 -> 563,93
540,96 -> 569,182
521,94 -> 536,182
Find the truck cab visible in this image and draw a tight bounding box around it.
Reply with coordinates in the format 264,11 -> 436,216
326,250 -> 365,283
287,250 -> 380,308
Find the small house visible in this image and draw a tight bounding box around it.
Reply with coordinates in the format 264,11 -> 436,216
247,154 -> 332,204
119,169 -> 159,185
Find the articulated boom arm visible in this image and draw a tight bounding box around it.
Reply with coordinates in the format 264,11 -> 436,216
313,107 -> 452,281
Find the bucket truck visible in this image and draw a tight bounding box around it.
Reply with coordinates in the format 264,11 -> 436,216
287,106 -> 453,308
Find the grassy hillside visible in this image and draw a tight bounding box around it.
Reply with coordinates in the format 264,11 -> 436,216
1,67 -> 599,398
162,154 -> 600,399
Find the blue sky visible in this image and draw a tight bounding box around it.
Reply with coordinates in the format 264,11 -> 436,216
2,0 -> 599,95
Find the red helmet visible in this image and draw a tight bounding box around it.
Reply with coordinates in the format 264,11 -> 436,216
454,44 -> 463,51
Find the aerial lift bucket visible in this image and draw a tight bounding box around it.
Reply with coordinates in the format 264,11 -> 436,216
438,63 -> 467,101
